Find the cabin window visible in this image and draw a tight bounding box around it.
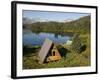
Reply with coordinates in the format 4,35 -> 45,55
53,51 -> 55,56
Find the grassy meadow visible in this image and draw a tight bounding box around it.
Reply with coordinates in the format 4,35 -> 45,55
23,15 -> 91,69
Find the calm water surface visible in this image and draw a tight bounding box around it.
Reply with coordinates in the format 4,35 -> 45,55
23,29 -> 71,46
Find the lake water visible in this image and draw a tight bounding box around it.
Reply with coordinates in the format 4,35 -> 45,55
23,29 -> 71,46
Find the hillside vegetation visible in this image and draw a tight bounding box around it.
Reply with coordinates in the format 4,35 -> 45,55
24,16 -> 90,34
23,15 -> 91,69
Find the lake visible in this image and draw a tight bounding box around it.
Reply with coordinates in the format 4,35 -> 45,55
23,29 -> 72,46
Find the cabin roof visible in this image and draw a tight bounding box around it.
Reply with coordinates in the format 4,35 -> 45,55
38,38 -> 53,63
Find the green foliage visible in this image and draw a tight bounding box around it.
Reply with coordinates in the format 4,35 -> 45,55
23,15 -> 91,69
24,16 -> 90,34
71,33 -> 82,53
23,53 -> 45,69
23,42 -> 90,69
23,45 -> 41,56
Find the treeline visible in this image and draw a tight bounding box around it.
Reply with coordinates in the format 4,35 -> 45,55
24,15 -> 90,34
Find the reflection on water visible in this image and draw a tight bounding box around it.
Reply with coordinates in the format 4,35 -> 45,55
23,29 -> 72,46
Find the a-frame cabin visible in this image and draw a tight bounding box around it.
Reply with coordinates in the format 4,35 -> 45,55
38,38 -> 61,63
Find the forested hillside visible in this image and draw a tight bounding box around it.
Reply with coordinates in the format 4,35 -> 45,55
23,15 -> 90,34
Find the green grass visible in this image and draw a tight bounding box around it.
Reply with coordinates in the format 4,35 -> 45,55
23,15 -> 91,69
23,50 -> 90,69
23,33 -> 91,69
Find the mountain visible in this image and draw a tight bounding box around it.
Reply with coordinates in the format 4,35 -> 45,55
72,15 -> 90,33
23,15 -> 90,34
23,17 -> 74,24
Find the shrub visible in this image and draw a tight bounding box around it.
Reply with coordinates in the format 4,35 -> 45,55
71,33 -> 82,53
